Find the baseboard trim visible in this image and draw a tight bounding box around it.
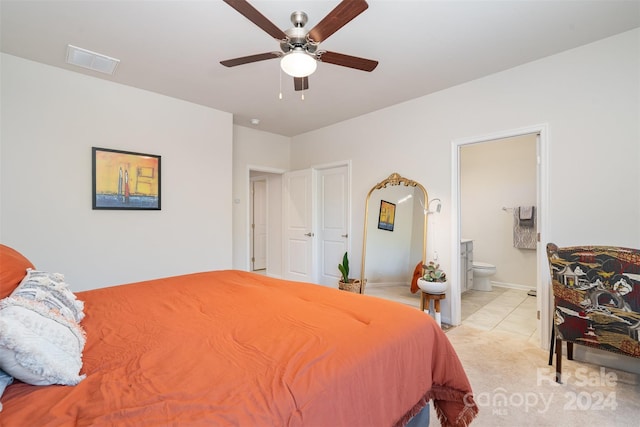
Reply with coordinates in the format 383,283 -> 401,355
364,281 -> 408,288
491,281 -> 535,292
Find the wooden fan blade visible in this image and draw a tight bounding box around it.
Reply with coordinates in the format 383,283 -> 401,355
294,76 -> 309,91
222,0 -> 287,40
220,52 -> 282,67
318,51 -> 378,72
307,0 -> 368,43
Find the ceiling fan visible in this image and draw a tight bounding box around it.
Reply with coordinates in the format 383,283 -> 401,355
220,0 -> 378,92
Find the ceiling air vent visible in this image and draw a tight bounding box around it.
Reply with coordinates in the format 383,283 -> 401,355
65,44 -> 120,75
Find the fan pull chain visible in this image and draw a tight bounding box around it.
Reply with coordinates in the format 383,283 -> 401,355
278,68 -> 283,100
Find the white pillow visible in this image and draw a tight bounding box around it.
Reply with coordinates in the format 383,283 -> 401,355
0,369 -> 13,411
0,270 -> 86,386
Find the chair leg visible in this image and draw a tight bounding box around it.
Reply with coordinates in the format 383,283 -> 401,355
555,337 -> 563,383
567,342 -> 573,360
548,324 -> 555,366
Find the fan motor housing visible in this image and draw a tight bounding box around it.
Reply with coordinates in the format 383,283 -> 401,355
284,26 -> 307,45
282,12 -> 317,54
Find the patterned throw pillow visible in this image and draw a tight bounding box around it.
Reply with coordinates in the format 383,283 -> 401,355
9,270 -> 85,323
0,269 -> 86,387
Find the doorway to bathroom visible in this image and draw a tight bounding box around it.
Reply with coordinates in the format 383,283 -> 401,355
460,134 -> 537,337
451,124 -> 550,350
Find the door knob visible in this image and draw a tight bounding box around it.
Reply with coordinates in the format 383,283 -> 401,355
341,234 -> 348,238
305,232 -> 314,237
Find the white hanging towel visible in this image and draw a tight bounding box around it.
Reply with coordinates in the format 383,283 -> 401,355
513,206 -> 536,249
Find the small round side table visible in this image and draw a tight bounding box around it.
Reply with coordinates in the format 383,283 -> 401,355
420,291 -> 446,327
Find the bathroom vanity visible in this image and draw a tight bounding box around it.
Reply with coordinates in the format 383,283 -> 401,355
460,239 -> 474,292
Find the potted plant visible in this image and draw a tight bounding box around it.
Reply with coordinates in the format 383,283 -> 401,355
417,261 -> 448,294
338,252 -> 363,293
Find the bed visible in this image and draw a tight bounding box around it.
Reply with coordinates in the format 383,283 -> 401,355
0,244 -> 477,426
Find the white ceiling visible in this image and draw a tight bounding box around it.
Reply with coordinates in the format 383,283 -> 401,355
2,1 -> 639,137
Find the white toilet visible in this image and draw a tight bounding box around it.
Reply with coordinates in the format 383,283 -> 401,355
472,262 -> 496,291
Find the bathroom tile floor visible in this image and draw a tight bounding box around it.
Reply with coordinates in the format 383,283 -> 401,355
366,284 -> 539,343
461,287 -> 539,344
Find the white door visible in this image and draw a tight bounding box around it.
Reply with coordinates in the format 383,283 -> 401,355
317,166 -> 349,287
251,178 -> 267,271
283,169 -> 315,283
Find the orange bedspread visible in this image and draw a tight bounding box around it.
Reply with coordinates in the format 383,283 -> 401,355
1,270 -> 477,426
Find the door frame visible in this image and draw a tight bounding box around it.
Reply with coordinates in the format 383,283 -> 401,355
246,165 -> 286,273
450,123 -> 550,349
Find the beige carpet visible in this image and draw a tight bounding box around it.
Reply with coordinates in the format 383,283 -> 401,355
431,324 -> 639,426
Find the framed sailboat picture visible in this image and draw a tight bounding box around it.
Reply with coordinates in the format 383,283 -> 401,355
377,200 -> 395,231
92,147 -> 161,210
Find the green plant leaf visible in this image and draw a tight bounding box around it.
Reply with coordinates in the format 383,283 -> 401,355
338,252 -> 349,282
338,264 -> 348,282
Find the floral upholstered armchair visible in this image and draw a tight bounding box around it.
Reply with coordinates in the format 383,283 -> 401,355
546,243 -> 640,382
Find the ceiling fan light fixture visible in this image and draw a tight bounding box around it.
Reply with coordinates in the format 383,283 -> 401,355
280,50 -> 317,78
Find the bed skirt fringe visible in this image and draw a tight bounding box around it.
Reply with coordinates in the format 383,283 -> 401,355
394,385 -> 478,427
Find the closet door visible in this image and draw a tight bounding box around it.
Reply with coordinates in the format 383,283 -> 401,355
283,169 -> 315,283
317,165 -> 349,287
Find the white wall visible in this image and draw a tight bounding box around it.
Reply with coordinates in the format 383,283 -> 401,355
231,125 -> 290,275
2,28 -> 638,372
0,54 -> 233,291
289,29 -> 640,323
461,135 -> 537,289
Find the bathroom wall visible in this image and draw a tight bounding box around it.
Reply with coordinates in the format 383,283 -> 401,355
460,135 -> 537,289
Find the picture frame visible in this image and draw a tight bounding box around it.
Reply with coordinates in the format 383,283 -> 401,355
377,200 -> 395,231
92,147 -> 161,210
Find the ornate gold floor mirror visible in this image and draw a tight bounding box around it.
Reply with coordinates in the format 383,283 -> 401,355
361,173 -> 429,295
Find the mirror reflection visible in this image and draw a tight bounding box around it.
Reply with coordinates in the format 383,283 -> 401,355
361,173 -> 428,303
